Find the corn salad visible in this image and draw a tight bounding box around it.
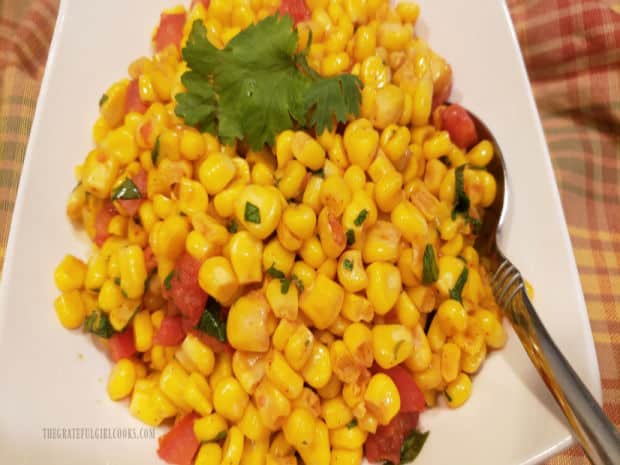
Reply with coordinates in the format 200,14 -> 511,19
54,0 -> 507,464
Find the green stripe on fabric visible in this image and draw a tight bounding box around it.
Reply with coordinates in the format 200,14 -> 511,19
0,141 -> 28,162
0,115 -> 33,136
557,180 -> 620,204
0,169 -> 23,188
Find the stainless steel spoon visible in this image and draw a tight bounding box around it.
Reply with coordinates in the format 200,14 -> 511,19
468,111 -> 620,465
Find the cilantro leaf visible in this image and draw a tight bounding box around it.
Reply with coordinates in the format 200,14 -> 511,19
280,278 -> 292,294
227,219 -> 238,233
85,311 -> 115,339
196,299 -> 227,342
353,209 -> 369,227
345,419 -> 358,429
164,271 -> 175,291
151,136 -> 160,166
346,229 -> 355,246
266,264 -> 286,279
422,244 -> 438,285
111,178 -> 141,200
400,430 -> 430,463
449,267 -> 469,302
343,259 -> 353,271
244,202 -> 261,223
452,165 -> 470,218
99,94 -> 108,107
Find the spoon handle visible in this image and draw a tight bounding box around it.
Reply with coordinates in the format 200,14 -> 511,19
493,259 -> 620,465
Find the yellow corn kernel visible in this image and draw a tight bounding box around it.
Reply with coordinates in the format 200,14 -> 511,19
337,250 -> 368,293
133,310 -> 154,352
364,373 -> 400,425
99,79 -> 129,127
276,160 -> 306,200
299,237 -> 327,269
275,130 -> 294,168
330,448 -> 362,465
330,340 -> 362,385
283,407 -> 316,449
435,255 -> 467,297
159,361 -> 191,411
391,201 -> 428,243
330,424 -> 368,450
129,383 -> 177,426
269,432 -> 294,458
198,152 -> 236,195
100,127 -> 138,166
445,372 -> 472,408
263,239 -> 295,275
265,351 -> 304,400
213,377 -> 249,422
181,334 -> 215,375
228,290 -> 275,352
273,319 -> 298,352
292,387 -> 321,419
436,299 -> 467,337
149,215 -> 189,260
467,140 -> 494,167
250,162 -> 274,188
320,176 -> 352,217
341,293 -> 374,323
297,419 -> 330,465
196,443 -> 223,465
396,291 -> 420,328
266,278 -> 298,320
235,185 -> 282,240
341,324 -> 372,369
461,343 -> 487,374
427,315 -> 446,352
410,75 -> 433,127
177,178 -> 208,215
317,257 -> 338,279
441,234 -> 464,258
424,158 -> 448,196
291,131 -> 326,170
362,220 -> 401,263
359,55 -> 389,89
152,195 -> 176,219
209,352 -> 232,391
185,230 -> 215,261
301,342 -> 332,389
353,25 -> 377,62
374,84 -> 405,130
366,262 -> 401,315
317,208 -> 346,259
320,396 -> 352,429
414,353 -> 442,390
343,166 -> 366,193
81,150 -> 120,199
240,438 -> 269,465
291,261 -> 316,292
277,222 -> 303,252
300,273 -> 344,329
326,135 -> 349,170
478,171 -> 497,208
474,309 -> 507,349
93,115 -> 111,144
422,130 -> 451,160
396,1 -> 420,22
372,324 -> 414,369
54,290 -> 86,329
232,351 -> 268,395
228,231 -> 263,285
367,151 -> 395,184
184,372 -> 213,416
220,426 -> 244,465
404,323 -> 432,373
283,204 -> 317,241
441,342 -> 461,383
380,125 -> 411,163
116,245 -> 147,299
254,379 -> 292,431
80,290 -> 98,315
54,255 -> 87,292
285,325 -> 314,371
377,22 -> 412,50
106,214 -> 127,237
343,119 -> 379,170
194,413 -> 229,442
198,256 -> 239,304
212,182 -> 245,219
239,402 -> 270,441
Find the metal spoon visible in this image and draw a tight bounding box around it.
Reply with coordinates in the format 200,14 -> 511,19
468,110 -> 620,465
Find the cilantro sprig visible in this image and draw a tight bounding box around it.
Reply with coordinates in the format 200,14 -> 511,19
175,15 -> 362,150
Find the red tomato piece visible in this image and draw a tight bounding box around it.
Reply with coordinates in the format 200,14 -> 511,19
125,79 -> 148,115
154,12 -> 187,53
190,0 -> 210,9
143,245 -> 157,274
94,201 -> 117,247
379,365 -> 426,413
365,411 -> 420,465
279,0 -> 310,24
108,328 -> 137,362
118,169 -> 147,216
165,253 -> 208,323
154,316 -> 186,346
157,412 -> 200,465
441,104 -> 479,149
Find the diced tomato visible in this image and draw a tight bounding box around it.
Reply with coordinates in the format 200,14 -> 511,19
190,329 -> 234,355
379,365 -> 426,413
190,0 -> 210,9
154,11 -> 187,53
108,328 -> 137,362
125,79 -> 148,115
365,411 -> 420,465
94,201 -> 117,247
164,253 -> 208,323
441,103 -> 479,149
154,316 -> 186,346
143,245 -> 157,274
118,169 -> 147,216
157,412 -> 200,465
279,0 -> 310,24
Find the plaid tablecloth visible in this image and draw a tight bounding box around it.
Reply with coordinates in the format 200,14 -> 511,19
1,0 -> 618,463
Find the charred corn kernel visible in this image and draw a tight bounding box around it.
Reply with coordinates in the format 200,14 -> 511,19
292,388 -> 321,418
380,125 -> 411,163
194,413 -> 229,442
196,443 -> 222,465
441,342 -> 462,383
299,237 -> 327,269
362,220 -> 401,264
199,256 -> 239,304
405,323 -> 432,372
284,325 -> 314,371
436,299 -> 467,336
374,85 -> 405,130
178,178 -> 208,215
424,158 -> 447,195
396,291 -> 420,328
330,340 -> 362,384
239,403 -> 270,440
414,353 -> 441,390
54,255 -> 87,292
265,351 -> 304,400
210,352 -> 234,390
317,208 -> 346,259
181,334 -> 215,375
301,342 -> 332,389
282,204 -> 317,241
291,132 -> 326,170
445,372 -> 472,408
297,419 -> 330,465
213,377 -> 249,422
228,231 -> 263,285
254,379 -> 291,430
133,310 -> 154,352
364,373 -> 400,425
199,153 -> 236,195
330,424 -> 368,450
221,426 -> 244,465
461,343 -> 486,374
232,351 -> 268,395
343,119 -> 379,170
263,239 -> 295,275
101,127 -> 138,165
337,250 -> 368,293
320,176 -> 351,217
341,293 -> 374,322
270,433 -> 294,457
228,291 -> 275,352
117,245 -> 147,299
374,171 -> 403,213
81,150 -> 120,199
300,273 -> 344,329
366,262 -> 401,315
283,407 -> 316,448
475,309 -> 506,349
150,215 -> 189,260
467,140 -> 494,167
235,185 -> 282,240
321,396 -> 353,429
318,372 -> 343,399
240,438 -> 269,465
343,323 -> 373,367
317,258 -> 338,279
372,324 -> 414,369
343,166 -> 366,192
184,372 -> 213,416
435,255 -> 467,297
54,290 -> 85,329
478,171 -> 497,207
411,76 -> 433,127
160,361 -> 191,411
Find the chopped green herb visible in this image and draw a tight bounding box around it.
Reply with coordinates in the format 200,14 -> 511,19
267,264 -> 286,279
422,244 -> 438,285
175,16 -> 362,150
292,274 -> 304,293
227,219 -> 238,233
111,178 -> 141,201
84,311 -> 115,339
113,277 -> 121,286
196,299 -> 227,342
343,258 -> 354,271
400,430 -> 430,464
346,419 -> 358,429
465,215 -> 482,234
120,288 -> 128,298
205,431 -> 227,443
164,271 -> 175,290
444,391 -> 453,402
244,202 -> 261,223
280,278 -> 292,294
99,94 -> 108,107
346,229 -> 355,246
449,267 -> 469,302
311,167 -> 325,178
393,339 -> 405,361
151,136 -> 160,165
353,209 -> 369,227
452,164 -> 470,219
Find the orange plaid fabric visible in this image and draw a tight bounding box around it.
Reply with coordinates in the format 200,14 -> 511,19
0,0 -> 618,463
